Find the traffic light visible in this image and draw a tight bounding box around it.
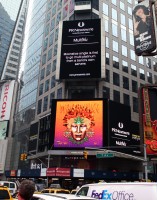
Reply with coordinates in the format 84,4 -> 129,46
20,153 -> 24,160
23,153 -> 27,160
83,151 -> 88,159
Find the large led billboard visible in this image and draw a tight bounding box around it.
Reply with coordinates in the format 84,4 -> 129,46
132,1 -> 156,55
58,19 -> 101,79
52,100 -> 104,148
0,121 -> 8,139
140,86 -> 157,155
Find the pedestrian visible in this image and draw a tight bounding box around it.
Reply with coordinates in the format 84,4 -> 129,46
18,179 -> 35,200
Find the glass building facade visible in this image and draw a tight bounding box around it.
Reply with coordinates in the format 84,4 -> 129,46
0,0 -> 22,78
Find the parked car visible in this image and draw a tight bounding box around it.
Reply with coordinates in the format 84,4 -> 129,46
0,185 -> 13,200
41,188 -> 70,194
0,181 -> 18,195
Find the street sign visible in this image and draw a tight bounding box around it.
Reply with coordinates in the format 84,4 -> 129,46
96,153 -> 115,158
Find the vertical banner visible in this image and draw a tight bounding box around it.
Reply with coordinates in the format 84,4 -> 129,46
132,1 -> 156,55
0,80 -> 15,121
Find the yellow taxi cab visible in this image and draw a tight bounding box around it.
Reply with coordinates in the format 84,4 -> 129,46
41,188 -> 70,194
0,185 -> 13,200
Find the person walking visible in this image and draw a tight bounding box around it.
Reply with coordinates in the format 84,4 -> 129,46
18,179 -> 35,200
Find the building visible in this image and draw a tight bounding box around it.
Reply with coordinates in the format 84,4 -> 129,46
9,0 -> 157,183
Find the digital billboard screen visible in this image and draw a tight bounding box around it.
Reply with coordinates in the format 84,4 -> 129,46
132,1 -> 156,55
60,19 -> 101,79
108,101 -> 131,152
52,100 -> 104,148
0,121 -> 8,139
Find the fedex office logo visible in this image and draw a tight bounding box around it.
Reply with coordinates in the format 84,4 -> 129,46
91,190 -> 135,200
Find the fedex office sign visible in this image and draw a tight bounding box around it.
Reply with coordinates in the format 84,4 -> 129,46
0,81 -> 15,121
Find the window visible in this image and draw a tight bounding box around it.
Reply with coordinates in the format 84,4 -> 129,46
113,72 -> 120,86
50,18 -> 55,31
129,33 -> 134,46
113,40 -> 118,52
133,97 -> 138,113
49,32 -> 54,47
56,12 -> 61,25
113,90 -> 120,103
47,48 -> 52,61
147,72 -> 152,83
43,38 -> 48,51
130,49 -> 136,61
153,61 -> 157,72
103,86 -> 110,99
122,45 -> 127,57
139,56 -> 144,64
112,23 -> 118,37
54,44 -> 58,56
123,94 -> 130,106
131,64 -> 137,77
46,64 -> 51,76
112,0 -> 116,5
128,18 -> 133,30
55,28 -> 59,41
42,54 -> 46,66
121,29 -> 126,42
46,12 -> 51,22
103,3 -> 108,16
106,69 -> 110,82
113,56 -> 119,69
52,59 -> 56,72
112,8 -> 117,21
50,92 -> 55,108
106,37 -> 109,48
37,99 -> 42,114
57,88 -> 62,99
40,68 -> 45,80
45,79 -> 50,92
58,0 -> 62,10
120,1 -> 125,10
43,96 -> 48,112
120,14 -> 126,25
52,6 -> 56,17
45,24 -> 50,36
128,6 -> 132,15
146,58 -> 151,69
104,19 -> 108,32
106,53 -> 110,65
39,83 -> 44,96
139,68 -> 145,80
132,80 -> 138,93
123,76 -> 129,90
51,76 -> 56,88
122,60 -> 128,73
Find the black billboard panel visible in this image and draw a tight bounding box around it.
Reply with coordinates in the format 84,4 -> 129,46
132,1 -> 156,55
60,19 -> 101,79
108,101 -> 131,152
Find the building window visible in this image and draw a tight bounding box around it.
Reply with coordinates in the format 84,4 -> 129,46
123,76 -> 129,90
139,68 -> 145,80
113,56 -> 119,69
45,24 -> 50,36
106,37 -> 109,48
112,8 -> 117,21
54,44 -> 58,56
133,97 -> 138,113
39,83 -> 44,96
113,90 -> 120,103
128,18 -> 133,30
129,33 -> 134,45
128,6 -> 132,15
42,54 -> 46,66
122,45 -> 127,57
131,64 -> 137,77
113,40 -> 118,52
52,6 -> 56,17
112,0 -> 116,5
50,92 -> 55,108
147,72 -> 152,83
120,14 -> 126,25
40,68 -> 45,80
121,29 -> 126,42
51,75 -> 56,88
112,23 -> 118,37
139,56 -> 144,65
50,18 -> 55,31
58,0 -> 62,10
146,58 -> 151,69
130,49 -> 136,61
57,88 -> 62,99
106,53 -> 110,65
46,12 -> 51,22
56,12 -> 61,25
47,48 -> 52,61
153,61 -> 157,71
132,80 -> 138,93
46,63 -> 51,76
55,28 -> 59,41
103,3 -> 108,16
106,69 -> 110,82
123,93 -> 130,106
104,19 -> 108,32
120,1 -> 125,10
37,99 -> 42,114
43,38 -> 48,51
43,96 -> 48,112
103,86 -> 110,99
45,79 -> 50,92
113,72 -> 120,86
49,32 -> 54,47
122,60 -> 128,73
52,59 -> 56,72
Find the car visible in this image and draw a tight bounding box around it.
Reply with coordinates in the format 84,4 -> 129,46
71,189 -> 78,194
41,188 -> 70,194
32,193 -> 97,200
0,185 -> 13,200
0,181 -> 18,195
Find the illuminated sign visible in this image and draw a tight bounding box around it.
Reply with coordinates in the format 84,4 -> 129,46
132,1 -> 156,55
53,100 -> 103,148
59,19 -> 101,79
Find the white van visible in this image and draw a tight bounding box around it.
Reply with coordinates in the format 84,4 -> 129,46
75,182 -> 157,200
0,181 -> 18,195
